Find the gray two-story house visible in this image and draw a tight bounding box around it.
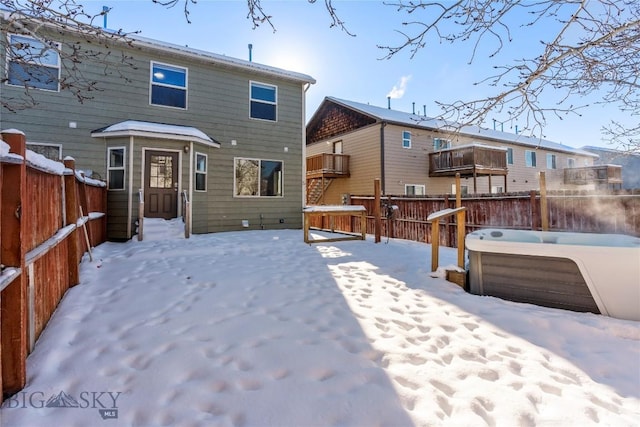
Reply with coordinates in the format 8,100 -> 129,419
1,15 -> 315,240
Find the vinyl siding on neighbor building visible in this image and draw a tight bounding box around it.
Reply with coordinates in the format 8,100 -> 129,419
1,26 -> 313,239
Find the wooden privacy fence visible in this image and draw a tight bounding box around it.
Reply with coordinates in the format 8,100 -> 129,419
0,130 -> 106,401
308,190 -> 640,248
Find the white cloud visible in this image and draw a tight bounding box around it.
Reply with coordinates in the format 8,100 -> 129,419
387,75 -> 412,99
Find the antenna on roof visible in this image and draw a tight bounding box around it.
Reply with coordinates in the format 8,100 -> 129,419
248,44 -> 253,62
102,6 -> 108,29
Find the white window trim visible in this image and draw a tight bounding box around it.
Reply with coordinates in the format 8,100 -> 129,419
451,184 -> 469,195
506,147 -> 514,165
149,61 -> 188,110
405,184 -> 425,196
249,80 -> 278,122
195,152 -> 207,192
26,141 -> 63,160
433,138 -> 451,150
6,33 -> 61,92
525,150 -> 537,168
546,153 -> 557,170
402,131 -> 411,149
234,157 -> 284,198
107,146 -> 126,191
491,186 -> 504,194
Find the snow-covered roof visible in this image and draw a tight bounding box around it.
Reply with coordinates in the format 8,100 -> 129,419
91,120 -> 220,147
129,34 -> 316,85
324,97 -> 598,158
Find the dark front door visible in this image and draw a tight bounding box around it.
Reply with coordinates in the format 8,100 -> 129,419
144,150 -> 178,219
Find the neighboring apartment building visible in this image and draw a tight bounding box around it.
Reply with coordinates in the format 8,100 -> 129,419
582,146 -> 640,189
1,16 -> 315,240
306,97 -> 621,204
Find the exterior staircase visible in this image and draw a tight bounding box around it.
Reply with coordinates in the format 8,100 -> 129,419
306,177 -> 333,205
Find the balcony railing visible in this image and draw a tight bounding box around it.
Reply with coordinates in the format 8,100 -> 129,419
564,165 -> 623,185
429,145 -> 508,177
306,153 -> 350,178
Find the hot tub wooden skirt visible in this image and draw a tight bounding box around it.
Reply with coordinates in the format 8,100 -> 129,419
468,251 -> 601,314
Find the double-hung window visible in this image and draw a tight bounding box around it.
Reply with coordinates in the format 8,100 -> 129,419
546,153 -> 557,169
195,153 -> 207,191
567,158 -> 576,168
405,184 -> 425,196
433,138 -> 450,150
150,62 -> 187,109
7,34 -> 60,91
402,131 -> 411,149
506,148 -> 514,165
525,150 -> 537,168
235,158 -> 283,197
107,147 -> 126,190
250,81 -> 277,121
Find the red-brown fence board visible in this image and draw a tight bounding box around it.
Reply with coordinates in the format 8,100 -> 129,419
0,131 -> 107,402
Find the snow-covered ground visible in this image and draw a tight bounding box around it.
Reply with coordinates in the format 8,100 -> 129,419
2,219 -> 638,426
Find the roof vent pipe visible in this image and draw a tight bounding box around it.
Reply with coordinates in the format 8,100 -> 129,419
423,105 -> 426,116
102,5 -> 108,29
387,96 -> 391,109
248,44 -> 253,62
412,102 -> 415,114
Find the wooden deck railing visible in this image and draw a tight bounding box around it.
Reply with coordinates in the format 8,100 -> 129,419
564,165 -> 623,186
306,153 -> 350,177
429,145 -> 508,176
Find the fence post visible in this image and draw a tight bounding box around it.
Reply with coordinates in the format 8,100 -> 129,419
63,158 -> 80,286
539,171 -> 549,231
0,130 -> 28,398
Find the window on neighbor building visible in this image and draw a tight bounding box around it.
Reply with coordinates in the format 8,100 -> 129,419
250,81 -> 277,121
525,150 -> 537,168
433,138 -> 451,150
405,184 -> 425,196
195,152 -> 207,192
451,184 -> 469,196
7,34 -> 60,91
547,153 -> 557,169
491,186 -> 504,194
506,148 -> 514,165
27,142 -> 62,161
567,158 -> 576,168
402,131 -> 411,149
150,61 -> 187,109
107,147 -> 126,190
235,158 -> 283,197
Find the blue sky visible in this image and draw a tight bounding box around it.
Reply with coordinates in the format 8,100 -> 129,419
85,0 -> 627,149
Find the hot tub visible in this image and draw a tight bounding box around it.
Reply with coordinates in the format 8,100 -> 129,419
466,229 -> 640,321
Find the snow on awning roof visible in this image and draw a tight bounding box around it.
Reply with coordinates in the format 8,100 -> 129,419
91,120 -> 220,148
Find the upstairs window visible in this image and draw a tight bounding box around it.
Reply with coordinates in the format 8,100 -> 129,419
525,150 -> 537,168
7,34 -> 60,91
546,153 -> 557,169
433,138 -> 450,150
506,148 -> 514,165
402,131 -> 411,149
150,62 -> 187,109
567,158 -> 576,168
250,81 -> 277,121
107,147 -> 126,190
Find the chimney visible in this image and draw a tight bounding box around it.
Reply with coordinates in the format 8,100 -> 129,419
387,96 -> 391,109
